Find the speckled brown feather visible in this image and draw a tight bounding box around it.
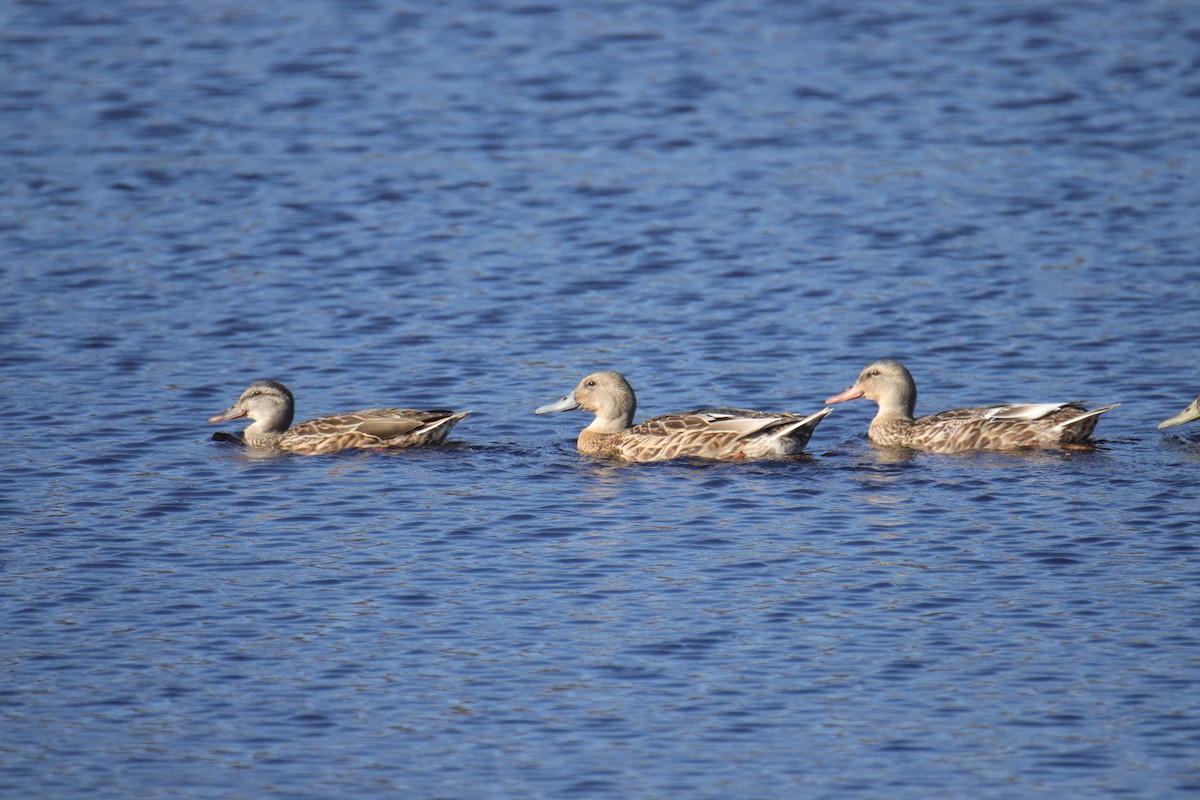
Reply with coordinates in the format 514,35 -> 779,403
209,380 -> 468,456
539,371 -> 830,462
869,404 -> 1112,453
579,410 -> 830,461
278,409 -> 468,455
826,360 -> 1117,454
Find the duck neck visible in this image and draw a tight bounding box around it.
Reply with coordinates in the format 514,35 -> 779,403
585,411 -> 632,435
243,417 -> 288,447
874,384 -> 916,423
585,392 -> 636,435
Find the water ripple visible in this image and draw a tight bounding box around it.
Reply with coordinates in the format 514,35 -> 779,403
2,1 -> 1198,798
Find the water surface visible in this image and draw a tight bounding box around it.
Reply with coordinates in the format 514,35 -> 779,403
2,1 -> 1198,798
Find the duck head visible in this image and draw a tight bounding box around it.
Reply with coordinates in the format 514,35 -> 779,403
536,370 -> 637,434
1159,395 -> 1200,430
825,359 -> 917,419
208,380 -> 296,437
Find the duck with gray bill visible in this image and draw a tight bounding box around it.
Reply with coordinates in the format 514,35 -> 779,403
536,370 -> 831,462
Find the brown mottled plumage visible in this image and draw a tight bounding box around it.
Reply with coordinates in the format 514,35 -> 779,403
1159,395 -> 1200,430
535,370 -> 831,462
208,380 -> 468,455
824,360 -> 1117,454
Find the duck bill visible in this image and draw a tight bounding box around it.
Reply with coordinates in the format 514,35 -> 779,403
535,392 -> 580,415
1158,400 -> 1200,430
824,384 -> 865,405
208,403 -> 248,424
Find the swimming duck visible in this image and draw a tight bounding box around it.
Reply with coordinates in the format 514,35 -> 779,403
824,359 -> 1117,453
208,380 -> 468,455
535,370 -> 831,462
1159,396 -> 1200,430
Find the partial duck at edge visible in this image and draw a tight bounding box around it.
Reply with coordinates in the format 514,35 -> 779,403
1159,395 -> 1200,430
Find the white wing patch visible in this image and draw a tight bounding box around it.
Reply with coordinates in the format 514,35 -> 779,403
986,402 -> 1084,421
703,416 -> 784,435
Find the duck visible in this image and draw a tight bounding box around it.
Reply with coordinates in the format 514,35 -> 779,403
1159,395 -> 1200,430
824,359 -> 1118,453
535,370 -> 831,462
208,380 -> 468,455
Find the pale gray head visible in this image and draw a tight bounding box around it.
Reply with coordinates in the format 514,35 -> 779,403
1158,395 -> 1200,430
825,359 -> 917,419
208,380 -> 296,435
535,370 -> 637,433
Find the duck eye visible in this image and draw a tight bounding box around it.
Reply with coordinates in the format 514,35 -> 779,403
869,370 -> 880,377
585,380 -> 596,387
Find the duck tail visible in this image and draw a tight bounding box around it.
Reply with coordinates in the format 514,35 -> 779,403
424,410 -> 470,433
782,410 -> 830,434
1055,403 -> 1119,432
772,407 -> 833,439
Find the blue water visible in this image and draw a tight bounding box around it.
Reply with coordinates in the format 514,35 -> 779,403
3,1 -> 1199,797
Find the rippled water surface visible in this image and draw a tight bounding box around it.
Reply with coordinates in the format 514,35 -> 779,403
3,1 -> 1199,797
